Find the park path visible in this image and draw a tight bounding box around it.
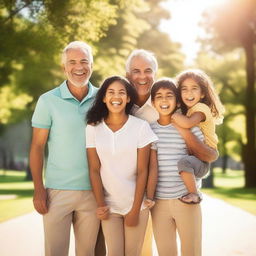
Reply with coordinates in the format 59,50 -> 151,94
0,194 -> 256,256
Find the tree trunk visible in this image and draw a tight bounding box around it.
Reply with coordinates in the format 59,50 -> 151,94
202,162 -> 215,188
222,155 -> 228,174
243,36 -> 256,187
25,165 -> 33,181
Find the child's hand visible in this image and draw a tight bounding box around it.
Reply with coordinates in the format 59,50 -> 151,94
96,206 -> 109,220
144,199 -> 155,209
124,209 -> 139,227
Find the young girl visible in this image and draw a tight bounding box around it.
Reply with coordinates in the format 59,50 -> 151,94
85,76 -> 158,256
172,69 -> 225,204
148,78 -> 205,256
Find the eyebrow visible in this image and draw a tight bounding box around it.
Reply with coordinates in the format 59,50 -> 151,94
68,58 -> 89,62
107,88 -> 126,92
155,91 -> 174,95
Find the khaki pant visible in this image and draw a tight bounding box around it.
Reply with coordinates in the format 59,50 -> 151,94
151,199 -> 202,256
101,209 -> 149,256
43,189 -> 100,256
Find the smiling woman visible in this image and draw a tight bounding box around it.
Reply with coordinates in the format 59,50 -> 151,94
85,75 -> 158,256
160,0 -> 229,65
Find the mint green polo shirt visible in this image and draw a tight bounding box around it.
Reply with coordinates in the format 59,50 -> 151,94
32,81 -> 98,190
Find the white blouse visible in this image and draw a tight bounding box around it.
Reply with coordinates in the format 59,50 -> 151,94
86,115 -> 158,214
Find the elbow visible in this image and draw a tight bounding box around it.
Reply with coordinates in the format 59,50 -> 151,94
197,148 -> 219,163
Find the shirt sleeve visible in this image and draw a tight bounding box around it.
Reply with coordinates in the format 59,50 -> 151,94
189,103 -> 212,122
138,121 -> 158,148
191,126 -> 204,142
151,142 -> 157,151
31,96 -> 51,129
85,124 -> 96,148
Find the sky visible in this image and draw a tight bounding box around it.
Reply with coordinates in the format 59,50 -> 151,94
160,0 -> 228,65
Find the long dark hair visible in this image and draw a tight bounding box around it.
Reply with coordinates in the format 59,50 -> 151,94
176,69 -> 224,124
86,75 -> 137,125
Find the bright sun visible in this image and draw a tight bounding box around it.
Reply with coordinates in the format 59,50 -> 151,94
160,0 -> 229,65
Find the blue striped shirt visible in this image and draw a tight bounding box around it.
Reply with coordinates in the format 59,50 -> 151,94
150,122 -> 204,199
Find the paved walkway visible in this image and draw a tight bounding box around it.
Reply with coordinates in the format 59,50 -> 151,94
0,194 -> 256,256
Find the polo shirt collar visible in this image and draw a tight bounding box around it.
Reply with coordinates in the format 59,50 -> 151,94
60,80 -> 97,103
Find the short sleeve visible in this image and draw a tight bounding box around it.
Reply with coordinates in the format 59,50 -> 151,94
31,96 -> 51,129
138,121 -> 158,148
189,103 -> 211,122
85,124 -> 96,148
151,142 -> 157,150
191,126 -> 204,142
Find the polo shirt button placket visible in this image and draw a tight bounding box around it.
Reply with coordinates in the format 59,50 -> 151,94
78,103 -> 85,115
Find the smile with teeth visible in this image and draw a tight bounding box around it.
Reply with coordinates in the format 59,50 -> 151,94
138,81 -> 147,85
74,71 -> 85,76
111,101 -> 122,106
186,97 -> 195,101
160,105 -> 169,109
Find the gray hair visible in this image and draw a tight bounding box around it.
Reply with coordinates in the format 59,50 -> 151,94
125,49 -> 158,73
61,41 -> 93,65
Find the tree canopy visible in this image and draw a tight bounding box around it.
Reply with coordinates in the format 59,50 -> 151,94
200,0 -> 256,187
0,0 -> 184,126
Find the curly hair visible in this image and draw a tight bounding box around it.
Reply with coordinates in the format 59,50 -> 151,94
176,69 -> 225,124
86,76 -> 137,125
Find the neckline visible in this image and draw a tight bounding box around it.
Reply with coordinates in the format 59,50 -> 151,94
156,120 -> 172,127
103,115 -> 130,134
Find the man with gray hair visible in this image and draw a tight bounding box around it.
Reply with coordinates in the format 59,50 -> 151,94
30,41 -> 100,256
126,49 -> 159,123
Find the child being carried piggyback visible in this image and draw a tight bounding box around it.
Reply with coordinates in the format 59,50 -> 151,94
172,69 -> 225,204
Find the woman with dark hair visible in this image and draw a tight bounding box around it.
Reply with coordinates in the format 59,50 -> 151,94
86,76 -> 137,125
85,75 -> 158,256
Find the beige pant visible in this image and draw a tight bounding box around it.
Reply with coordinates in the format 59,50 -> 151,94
43,189 -> 100,256
151,199 -> 202,256
101,209 -> 149,256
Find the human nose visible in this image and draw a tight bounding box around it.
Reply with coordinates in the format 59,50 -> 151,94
138,72 -> 146,79
74,62 -> 83,69
161,96 -> 169,101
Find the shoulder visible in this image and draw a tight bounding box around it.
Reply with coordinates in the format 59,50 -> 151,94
150,121 -> 158,129
86,122 -> 103,132
88,82 -> 99,97
191,103 -> 211,113
39,86 -> 60,101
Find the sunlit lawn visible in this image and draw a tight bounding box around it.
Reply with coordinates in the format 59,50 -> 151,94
0,170 -> 34,222
0,168 -> 256,223
202,168 -> 256,215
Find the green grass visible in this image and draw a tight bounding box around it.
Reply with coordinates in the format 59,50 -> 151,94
0,168 -> 255,222
0,170 -> 34,222
202,168 -> 256,215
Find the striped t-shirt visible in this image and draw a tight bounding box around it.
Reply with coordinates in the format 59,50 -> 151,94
150,121 -> 204,199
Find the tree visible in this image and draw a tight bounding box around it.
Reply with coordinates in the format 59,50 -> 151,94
200,1 -> 256,187
0,0 -> 119,128
92,0 -> 185,86
136,0 -> 184,77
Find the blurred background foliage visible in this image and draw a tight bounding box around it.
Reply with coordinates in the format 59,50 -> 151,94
0,0 -> 255,187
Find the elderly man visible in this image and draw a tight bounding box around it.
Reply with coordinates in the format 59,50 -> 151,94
125,49 -> 218,255
30,41 -> 100,256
